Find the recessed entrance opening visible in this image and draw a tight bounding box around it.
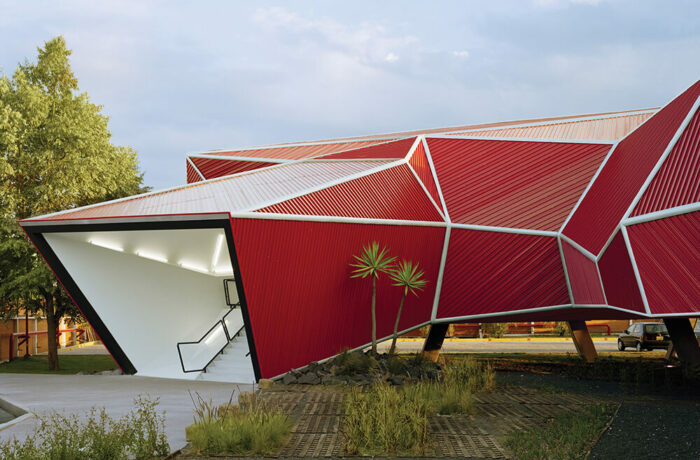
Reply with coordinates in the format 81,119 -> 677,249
43,228 -> 255,383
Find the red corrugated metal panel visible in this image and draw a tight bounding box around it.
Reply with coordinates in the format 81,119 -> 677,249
203,139 -> 394,160
564,80 -> 700,254
191,157 -> 277,180
597,232 -> 645,313
186,161 -> 202,183
409,141 -> 443,212
258,164 -> 444,222
427,138 -> 610,231
320,138 -> 415,159
626,212 -> 700,315
632,108 -> 700,216
35,161 -> 385,220
231,218 -> 445,378
436,229 -> 569,319
299,109 -> 657,143
561,240 -> 606,305
451,112 -> 654,141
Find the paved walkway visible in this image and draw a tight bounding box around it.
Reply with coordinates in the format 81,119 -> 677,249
0,374 -> 254,451
380,338 -> 624,354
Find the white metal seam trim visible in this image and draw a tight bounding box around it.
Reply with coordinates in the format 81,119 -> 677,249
185,136 -> 404,156
559,141 -> 618,234
623,203 -> 700,226
306,137 -> 414,161
229,211 -> 448,228
596,226 -> 621,263
451,223 -> 558,237
559,234 -> 597,262
620,225 -> 652,315
433,303 -> 650,323
557,235 -> 575,305
431,226 -> 451,321
407,163 -> 446,221
186,157 -> 206,181
187,154 -> 293,163
422,136 -> 451,223
241,159 -> 406,212
443,109 -> 658,135
405,136 -> 422,161
622,96 -> 700,220
427,134 -> 616,145
595,260 -> 609,305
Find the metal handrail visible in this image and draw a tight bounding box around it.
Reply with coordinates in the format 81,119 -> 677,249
177,304 -> 241,373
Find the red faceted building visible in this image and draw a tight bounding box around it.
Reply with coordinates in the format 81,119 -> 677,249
20,81 -> 699,383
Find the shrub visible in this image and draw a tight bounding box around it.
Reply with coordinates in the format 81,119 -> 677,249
483,322 -> 509,338
343,384 -> 430,456
0,396 -> 169,460
186,391 -> 292,456
333,350 -> 378,376
443,356 -> 495,393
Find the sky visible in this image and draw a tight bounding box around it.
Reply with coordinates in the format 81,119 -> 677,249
2,1 -> 699,189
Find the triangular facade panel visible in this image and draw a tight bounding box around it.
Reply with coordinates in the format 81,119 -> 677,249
319,137 -> 416,160
561,240 -> 606,305
191,157 -> 278,180
32,161 -> 385,221
632,108 -> 700,216
564,80 -> 700,254
408,141 -> 443,212
257,164 -> 444,222
436,229 -> 570,319
597,232 -> 646,313
200,139 -> 395,160
186,161 -> 203,183
427,138 -> 611,231
626,212 -> 700,315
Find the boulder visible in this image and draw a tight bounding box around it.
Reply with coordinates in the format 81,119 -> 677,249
297,372 -> 321,385
282,373 -> 298,385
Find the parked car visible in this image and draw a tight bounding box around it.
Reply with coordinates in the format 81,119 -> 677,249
617,322 -> 670,351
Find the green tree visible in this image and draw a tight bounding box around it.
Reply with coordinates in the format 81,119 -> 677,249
388,260 -> 427,355
0,36 -> 147,370
350,242 -> 395,355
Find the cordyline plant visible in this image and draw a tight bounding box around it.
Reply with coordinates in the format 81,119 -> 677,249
350,242 -> 395,355
388,261 -> 427,355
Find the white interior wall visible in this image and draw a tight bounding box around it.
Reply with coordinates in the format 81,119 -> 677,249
45,230 -> 243,379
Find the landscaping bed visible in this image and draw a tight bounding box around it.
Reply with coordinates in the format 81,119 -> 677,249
176,355 -> 616,459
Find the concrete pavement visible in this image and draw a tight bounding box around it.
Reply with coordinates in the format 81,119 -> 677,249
380,337 -> 623,354
0,374 -> 253,451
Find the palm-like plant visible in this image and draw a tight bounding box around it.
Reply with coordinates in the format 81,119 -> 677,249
350,242 -> 396,355
388,260 -> 428,355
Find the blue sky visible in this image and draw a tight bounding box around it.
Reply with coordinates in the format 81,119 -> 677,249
2,1 -> 699,189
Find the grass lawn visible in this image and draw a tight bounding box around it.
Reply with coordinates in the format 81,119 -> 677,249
0,354 -> 117,374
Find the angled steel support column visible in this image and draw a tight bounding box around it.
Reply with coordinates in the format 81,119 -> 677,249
568,320 -> 598,363
422,323 -> 449,362
663,318 -> 700,379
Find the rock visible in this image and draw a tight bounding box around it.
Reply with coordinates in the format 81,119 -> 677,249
389,375 -> 404,386
297,372 -> 321,385
282,373 -> 297,385
258,378 -> 274,389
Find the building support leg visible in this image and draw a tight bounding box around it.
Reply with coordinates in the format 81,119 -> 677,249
422,323 -> 449,362
663,318 -> 700,379
568,320 -> 598,363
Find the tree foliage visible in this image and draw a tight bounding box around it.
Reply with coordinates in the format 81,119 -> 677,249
350,242 -> 395,355
388,260 -> 427,354
0,36 -> 147,369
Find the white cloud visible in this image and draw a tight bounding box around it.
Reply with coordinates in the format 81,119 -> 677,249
451,50 -> 470,58
384,52 -> 399,63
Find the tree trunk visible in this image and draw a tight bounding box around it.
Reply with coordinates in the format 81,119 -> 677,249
389,292 -> 406,355
45,304 -> 60,371
371,276 -> 377,355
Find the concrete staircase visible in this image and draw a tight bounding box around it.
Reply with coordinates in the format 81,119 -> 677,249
196,328 -> 256,384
